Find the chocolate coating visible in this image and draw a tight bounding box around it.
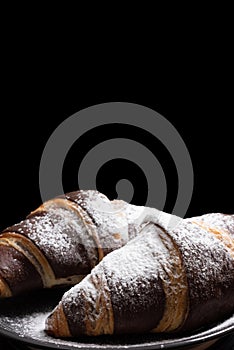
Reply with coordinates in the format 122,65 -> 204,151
64,190 -> 130,255
168,220 -> 234,332
109,274 -> 165,334
101,224 -> 167,334
0,245 -> 43,295
62,190 -> 103,226
4,210 -> 96,279
180,256 -> 234,331
62,289 -> 86,336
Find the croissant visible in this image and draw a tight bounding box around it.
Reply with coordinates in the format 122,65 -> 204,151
45,212 -> 234,337
0,190 -> 153,298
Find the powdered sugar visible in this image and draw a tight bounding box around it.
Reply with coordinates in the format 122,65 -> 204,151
168,219 -> 234,302
1,311 -> 49,338
63,223 -> 164,307
15,206 -> 93,269
59,222 -> 183,334
58,213 -> 234,335
194,213 -> 234,237
78,192 -> 130,249
0,309 -> 233,349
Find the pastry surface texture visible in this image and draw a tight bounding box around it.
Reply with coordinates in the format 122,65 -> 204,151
45,212 -> 234,337
0,190 -> 155,298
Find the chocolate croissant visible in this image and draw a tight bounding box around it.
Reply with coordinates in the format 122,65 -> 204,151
45,213 -> 234,337
0,190 -> 152,298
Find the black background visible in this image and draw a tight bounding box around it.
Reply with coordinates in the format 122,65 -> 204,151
1,21 -> 233,232
0,9 -> 234,350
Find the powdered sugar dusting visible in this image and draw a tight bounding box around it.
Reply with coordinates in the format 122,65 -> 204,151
61,223 -> 186,334
194,213 -> 234,237
72,191 -> 180,250
15,206 -> 94,268
59,213 -> 234,335
2,311 -> 49,339
81,224 -> 162,295
1,309 -> 233,349
102,224 -> 170,306
81,192 -> 129,249
167,219 -> 234,304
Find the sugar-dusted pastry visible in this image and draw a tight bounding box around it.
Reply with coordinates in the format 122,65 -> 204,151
45,213 -> 234,336
0,190 -> 153,298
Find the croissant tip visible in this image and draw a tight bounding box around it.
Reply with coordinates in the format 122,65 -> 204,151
45,303 -> 71,338
44,313 -> 56,336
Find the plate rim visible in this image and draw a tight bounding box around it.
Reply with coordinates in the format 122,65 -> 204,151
0,317 -> 234,350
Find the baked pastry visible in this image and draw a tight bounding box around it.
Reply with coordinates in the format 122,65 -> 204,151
0,190 -> 152,298
45,213 -> 234,337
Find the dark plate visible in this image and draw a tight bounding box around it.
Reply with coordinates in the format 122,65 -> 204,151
0,288 -> 233,350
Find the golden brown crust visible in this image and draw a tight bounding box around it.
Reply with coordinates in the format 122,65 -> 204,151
0,277 -> 12,298
45,268 -> 114,337
46,303 -> 71,337
0,232 -> 55,288
152,228 -> 189,332
33,197 -> 105,263
0,232 -> 86,297
193,220 -> 234,257
84,269 -> 114,336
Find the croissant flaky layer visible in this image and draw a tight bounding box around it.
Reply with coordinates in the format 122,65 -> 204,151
45,213 -> 234,337
0,190 -> 154,298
